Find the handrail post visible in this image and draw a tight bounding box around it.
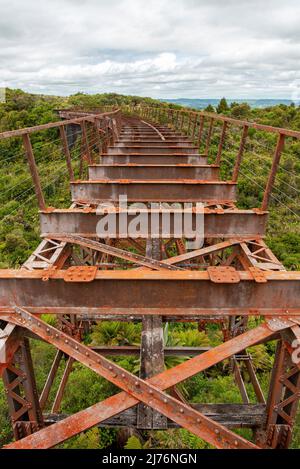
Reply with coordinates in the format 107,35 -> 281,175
197,115 -> 204,148
81,121 -> 92,164
215,121 -> 228,164
22,133 -> 46,210
175,110 -> 180,130
232,125 -> 248,182
180,112 -> 184,132
93,117 -> 103,156
192,114 -> 198,140
59,125 -> 75,182
187,113 -> 192,135
205,117 -> 214,155
261,133 -> 286,211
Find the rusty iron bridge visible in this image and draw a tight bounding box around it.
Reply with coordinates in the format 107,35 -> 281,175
0,105 -> 300,449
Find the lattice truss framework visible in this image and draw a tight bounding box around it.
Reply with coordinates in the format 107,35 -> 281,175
0,108 -> 300,449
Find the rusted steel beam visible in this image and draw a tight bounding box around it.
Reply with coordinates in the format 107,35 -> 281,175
88,164 -> 220,181
40,208 -> 267,243
22,134 -> 46,211
4,318 -> 285,449
51,357 -> 74,413
163,239 -> 245,266
90,345 -> 211,356
2,337 -> 44,440
0,324 -> 22,372
118,137 -> 192,142
0,270 -> 299,316
115,141 -> 195,148
50,234 -> 183,271
70,180 -> 237,203
39,350 -> 63,410
143,106 -> 300,140
106,146 -> 199,155
261,133 -> 285,211
117,138 -> 191,143
100,154 -> 208,165
4,309 -> 265,449
40,209 -> 267,239
0,110 -> 121,140
260,339 -> 300,448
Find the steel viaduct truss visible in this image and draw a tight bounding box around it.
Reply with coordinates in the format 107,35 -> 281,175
0,106 -> 300,449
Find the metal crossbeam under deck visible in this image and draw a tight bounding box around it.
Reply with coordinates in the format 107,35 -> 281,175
100,154 -> 208,164
0,269 -> 299,317
40,207 -> 267,238
88,164 -> 220,180
70,180 -> 237,203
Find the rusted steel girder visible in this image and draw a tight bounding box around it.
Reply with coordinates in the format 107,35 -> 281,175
88,164 -> 220,181
50,234 -> 183,271
101,154 -> 207,164
116,140 -> 195,147
0,323 -> 22,375
5,309 -> 282,449
70,180 -> 237,203
106,146 -> 199,155
117,137 -> 191,142
3,315 -> 292,449
0,270 -> 299,317
40,207 -> 267,238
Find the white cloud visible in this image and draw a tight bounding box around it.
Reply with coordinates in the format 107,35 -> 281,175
0,0 -> 300,98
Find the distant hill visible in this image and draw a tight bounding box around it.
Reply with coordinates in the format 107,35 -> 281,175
159,98 -> 294,109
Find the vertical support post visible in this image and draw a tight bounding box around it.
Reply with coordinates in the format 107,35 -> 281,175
192,114 -> 198,140
175,110 -> 180,131
187,113 -> 192,135
232,125 -> 248,182
22,133 -> 46,210
215,121 -> 228,164
59,125 -> 74,182
197,115 -> 204,148
2,338 -> 44,440
261,133 -> 285,211
180,112 -> 184,132
259,340 -> 300,448
137,239 -> 167,430
205,117 -> 214,155
93,118 -> 103,157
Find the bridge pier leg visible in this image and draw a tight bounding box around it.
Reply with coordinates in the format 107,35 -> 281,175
137,239 -> 167,429
2,337 -> 44,440
257,341 -> 300,448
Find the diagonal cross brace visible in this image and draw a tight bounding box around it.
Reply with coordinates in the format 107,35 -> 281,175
50,234 -> 183,271
4,310 -> 291,449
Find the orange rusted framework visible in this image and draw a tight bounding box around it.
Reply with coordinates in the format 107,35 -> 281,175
0,105 -> 300,449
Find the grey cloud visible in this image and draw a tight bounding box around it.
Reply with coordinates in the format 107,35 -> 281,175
0,0 -> 299,98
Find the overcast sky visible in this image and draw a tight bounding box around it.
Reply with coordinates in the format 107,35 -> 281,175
1,0 -> 300,99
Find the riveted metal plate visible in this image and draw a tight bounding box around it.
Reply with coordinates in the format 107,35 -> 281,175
249,266 -> 267,283
64,266 -> 98,282
207,266 -> 240,283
